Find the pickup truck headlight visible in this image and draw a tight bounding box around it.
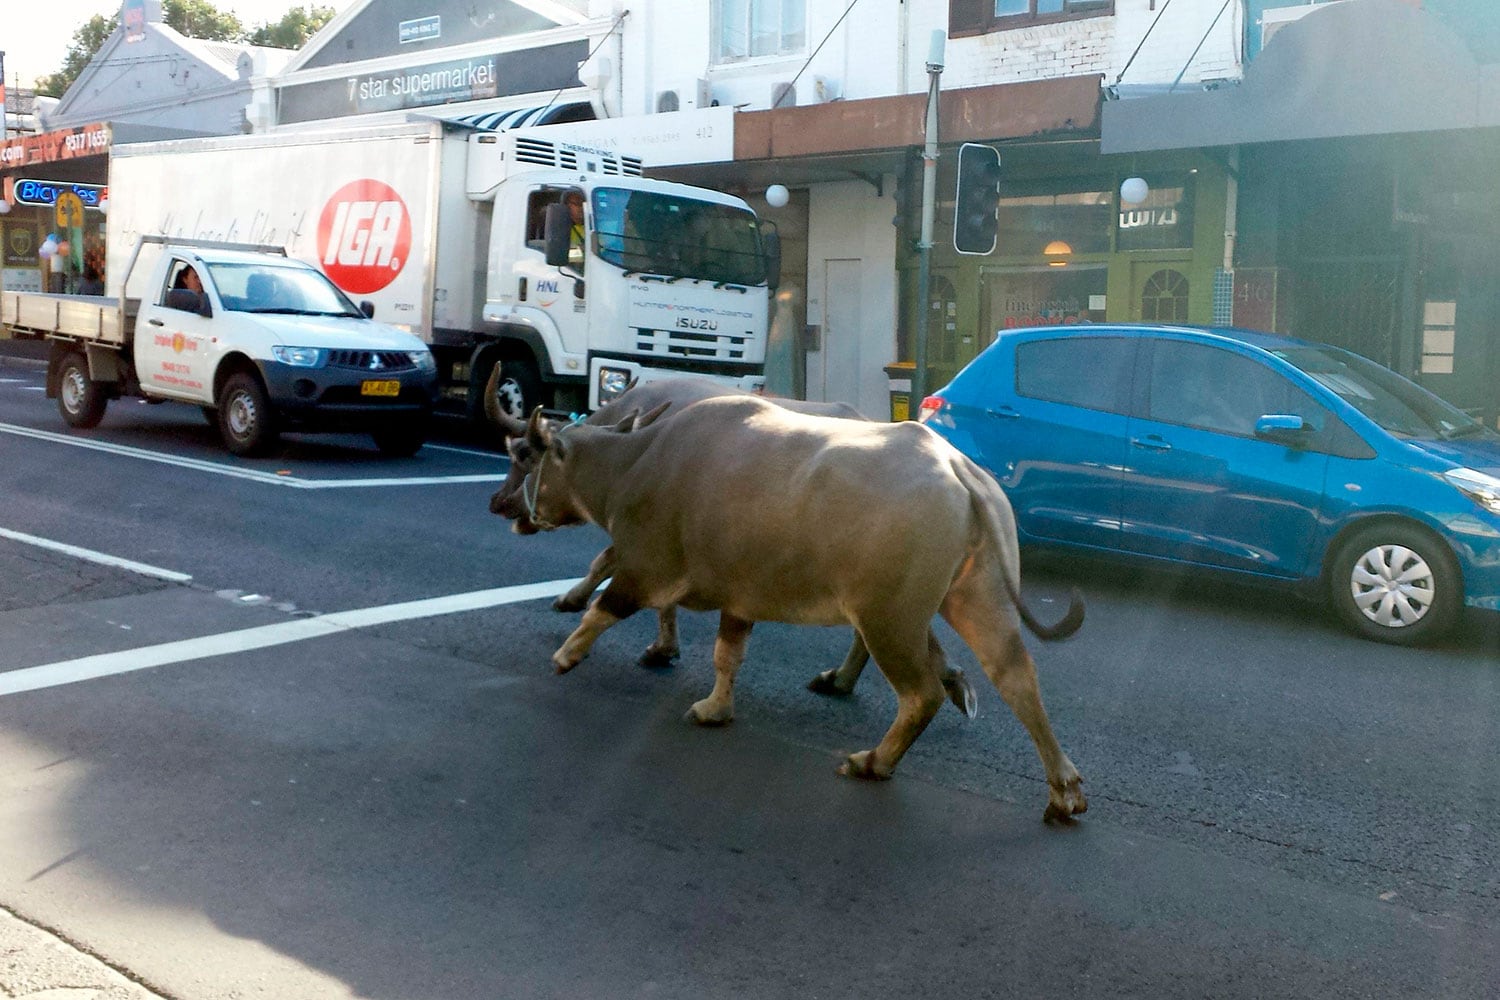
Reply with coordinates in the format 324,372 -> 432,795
408,350 -> 437,373
1444,467 -> 1500,515
271,346 -> 324,368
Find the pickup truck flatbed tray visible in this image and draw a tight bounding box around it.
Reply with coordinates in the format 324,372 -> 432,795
1,291 -> 127,345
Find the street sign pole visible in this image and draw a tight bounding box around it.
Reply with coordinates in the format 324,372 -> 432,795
911,31 -> 944,414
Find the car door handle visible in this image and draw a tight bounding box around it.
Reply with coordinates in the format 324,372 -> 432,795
1131,436 -> 1172,452
985,405 -> 1020,419
148,318 -> 164,326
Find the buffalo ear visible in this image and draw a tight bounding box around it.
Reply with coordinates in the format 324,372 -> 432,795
633,401 -> 671,430
525,406 -> 553,450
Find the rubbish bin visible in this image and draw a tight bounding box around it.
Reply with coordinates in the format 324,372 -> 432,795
884,361 -> 916,422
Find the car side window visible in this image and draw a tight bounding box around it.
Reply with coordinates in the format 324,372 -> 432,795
1146,340 -> 1322,437
1015,337 -> 1134,414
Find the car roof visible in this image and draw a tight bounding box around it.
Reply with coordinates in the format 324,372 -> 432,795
994,322 -> 1322,353
171,247 -> 308,269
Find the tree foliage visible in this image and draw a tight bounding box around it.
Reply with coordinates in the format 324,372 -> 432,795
34,2 -> 336,98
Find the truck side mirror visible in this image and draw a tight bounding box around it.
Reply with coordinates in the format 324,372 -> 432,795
360,300 -> 376,318
543,202 -> 572,268
761,224 -> 782,292
166,288 -> 210,316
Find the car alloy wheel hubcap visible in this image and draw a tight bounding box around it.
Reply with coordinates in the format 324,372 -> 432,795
1349,544 -> 1435,629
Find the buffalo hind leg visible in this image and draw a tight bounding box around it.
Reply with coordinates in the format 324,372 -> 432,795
838,624 -> 944,780
686,613 -> 753,726
808,629 -> 977,719
552,583 -> 640,674
945,600 -> 1085,822
638,605 -> 679,668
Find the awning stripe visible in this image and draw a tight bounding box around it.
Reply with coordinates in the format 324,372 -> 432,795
441,101 -> 595,132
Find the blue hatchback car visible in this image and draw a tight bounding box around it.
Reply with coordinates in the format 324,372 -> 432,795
918,323 -> 1500,646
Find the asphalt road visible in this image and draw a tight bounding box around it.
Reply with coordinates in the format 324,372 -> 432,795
1,347 -> 1498,999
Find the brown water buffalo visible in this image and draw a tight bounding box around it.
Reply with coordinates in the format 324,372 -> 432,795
507,394 -> 1087,822
487,374 -> 977,715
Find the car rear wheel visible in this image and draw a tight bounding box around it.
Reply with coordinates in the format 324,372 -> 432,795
1328,523 -> 1461,646
57,351 -> 108,428
217,372 -> 279,456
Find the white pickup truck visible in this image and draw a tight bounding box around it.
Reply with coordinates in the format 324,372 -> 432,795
1,238 -> 439,456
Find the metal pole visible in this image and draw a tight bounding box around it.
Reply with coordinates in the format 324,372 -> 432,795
911,32 -> 944,412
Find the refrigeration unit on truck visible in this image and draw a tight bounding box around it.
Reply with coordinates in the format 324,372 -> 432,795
101,120 -> 778,429
0,237 -> 439,456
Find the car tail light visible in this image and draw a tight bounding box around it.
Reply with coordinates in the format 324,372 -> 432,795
917,395 -> 944,423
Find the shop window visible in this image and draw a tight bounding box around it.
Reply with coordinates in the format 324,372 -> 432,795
1140,269 -> 1189,323
714,0 -> 806,62
993,188 -> 1113,257
950,0 -> 1113,37
981,264 -> 1108,345
1116,174 -> 1195,251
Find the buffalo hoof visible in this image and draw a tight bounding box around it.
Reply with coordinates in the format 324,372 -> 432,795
552,594 -> 588,613
685,700 -> 732,726
638,647 -> 677,669
944,668 -> 979,719
837,750 -> 892,781
806,669 -> 854,697
1043,779 -> 1088,824
552,654 -> 581,675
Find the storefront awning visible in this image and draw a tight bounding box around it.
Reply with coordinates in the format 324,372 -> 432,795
1102,0 -> 1500,155
438,101 -> 595,131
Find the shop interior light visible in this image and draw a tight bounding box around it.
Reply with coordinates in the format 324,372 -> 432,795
1043,240 -> 1072,266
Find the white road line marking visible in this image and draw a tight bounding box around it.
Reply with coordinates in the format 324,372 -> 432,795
423,442 -> 507,460
0,527 -> 193,583
0,421 -> 507,487
0,577 -> 585,696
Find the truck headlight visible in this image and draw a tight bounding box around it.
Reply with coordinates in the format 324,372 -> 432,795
1445,467 -> 1500,515
597,366 -> 633,404
407,350 -> 437,373
271,346 -> 324,367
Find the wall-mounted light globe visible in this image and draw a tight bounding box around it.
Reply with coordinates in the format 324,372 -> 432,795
765,184 -> 790,208
1120,176 -> 1150,205
0,200 -> 11,215
98,196 -> 109,215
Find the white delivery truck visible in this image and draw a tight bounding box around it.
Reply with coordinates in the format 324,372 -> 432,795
102,120 -> 778,428
0,237 -> 439,456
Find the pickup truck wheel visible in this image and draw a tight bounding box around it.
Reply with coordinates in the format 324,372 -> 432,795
217,372 -> 279,456
490,357 -> 542,424
372,427 -> 426,458
58,352 -> 108,429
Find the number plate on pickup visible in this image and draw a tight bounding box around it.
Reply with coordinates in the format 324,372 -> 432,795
361,380 -> 401,397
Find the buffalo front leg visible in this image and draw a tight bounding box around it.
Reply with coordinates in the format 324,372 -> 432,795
551,583 -> 640,674
838,625 -> 944,780
638,605 -> 679,668
554,546 -> 616,612
686,613 -> 753,726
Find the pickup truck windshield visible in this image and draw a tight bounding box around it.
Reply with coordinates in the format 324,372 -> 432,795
591,188 -> 766,286
207,262 -> 363,317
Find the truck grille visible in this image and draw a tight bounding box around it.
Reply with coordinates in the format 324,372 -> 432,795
634,328 -> 749,361
325,350 -> 416,372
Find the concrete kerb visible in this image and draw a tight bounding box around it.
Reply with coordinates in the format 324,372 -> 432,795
0,905 -> 168,999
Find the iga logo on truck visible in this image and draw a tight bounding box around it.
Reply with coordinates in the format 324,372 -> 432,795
317,179 -> 412,294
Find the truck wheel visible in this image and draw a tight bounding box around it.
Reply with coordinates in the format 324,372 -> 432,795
1328,522 -> 1461,646
489,357 -> 542,424
57,351 -> 108,429
372,426 -> 426,458
217,372 -> 279,457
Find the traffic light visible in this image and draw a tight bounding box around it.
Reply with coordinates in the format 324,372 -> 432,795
953,142 -> 1002,255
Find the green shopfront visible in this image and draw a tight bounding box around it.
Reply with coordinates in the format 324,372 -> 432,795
896,144 -> 1232,392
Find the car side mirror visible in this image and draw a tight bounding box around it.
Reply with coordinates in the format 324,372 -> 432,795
360,300 -> 376,318
1254,413 -> 1310,446
543,202 -> 572,268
